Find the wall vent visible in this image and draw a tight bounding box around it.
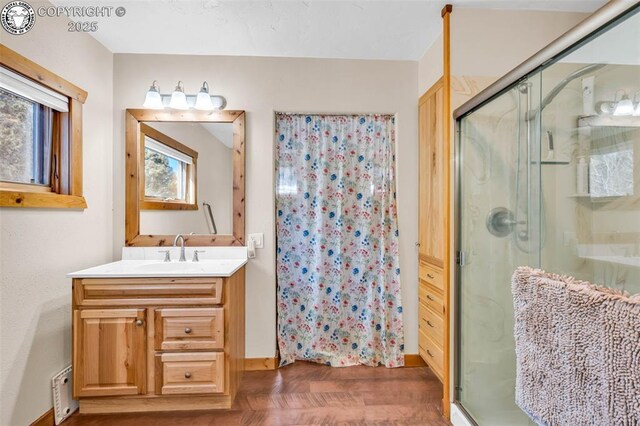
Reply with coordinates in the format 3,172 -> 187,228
52,365 -> 78,424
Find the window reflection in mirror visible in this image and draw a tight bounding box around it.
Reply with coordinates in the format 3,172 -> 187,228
142,124 -> 196,205
589,129 -> 635,198
139,122 -> 234,236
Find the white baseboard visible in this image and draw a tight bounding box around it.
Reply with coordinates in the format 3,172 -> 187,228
451,403 -> 474,426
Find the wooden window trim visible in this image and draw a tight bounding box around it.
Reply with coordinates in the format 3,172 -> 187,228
0,44 -> 87,209
139,123 -> 198,211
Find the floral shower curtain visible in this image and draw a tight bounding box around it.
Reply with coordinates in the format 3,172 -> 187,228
275,113 -> 404,368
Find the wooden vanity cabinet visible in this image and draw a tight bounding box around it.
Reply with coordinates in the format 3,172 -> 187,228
71,269 -> 245,414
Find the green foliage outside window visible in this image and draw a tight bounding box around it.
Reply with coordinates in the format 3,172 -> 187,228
144,147 -> 179,200
0,88 -> 34,184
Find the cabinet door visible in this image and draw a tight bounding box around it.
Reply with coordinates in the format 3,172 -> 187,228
419,80 -> 445,267
73,309 -> 146,397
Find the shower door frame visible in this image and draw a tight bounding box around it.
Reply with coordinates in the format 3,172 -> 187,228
451,2 -> 640,424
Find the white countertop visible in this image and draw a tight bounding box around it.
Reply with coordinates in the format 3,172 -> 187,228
68,247 -> 248,278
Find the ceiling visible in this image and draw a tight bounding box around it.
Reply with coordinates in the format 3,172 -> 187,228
53,0 -> 607,60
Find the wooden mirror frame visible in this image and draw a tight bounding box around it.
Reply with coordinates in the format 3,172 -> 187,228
125,109 -> 245,246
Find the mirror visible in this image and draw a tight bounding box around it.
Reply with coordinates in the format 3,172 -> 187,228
125,109 -> 245,246
139,122 -> 233,235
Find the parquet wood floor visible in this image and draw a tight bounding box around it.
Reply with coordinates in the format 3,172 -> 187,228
65,361 -> 450,425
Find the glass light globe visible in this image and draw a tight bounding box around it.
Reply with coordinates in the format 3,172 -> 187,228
613,93 -> 634,116
169,82 -> 189,110
143,82 -> 163,109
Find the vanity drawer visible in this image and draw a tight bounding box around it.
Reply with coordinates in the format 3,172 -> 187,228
155,352 -> 225,395
419,330 -> 444,382
419,301 -> 444,345
419,262 -> 444,292
73,278 -> 223,307
418,282 -> 445,315
155,308 -> 224,351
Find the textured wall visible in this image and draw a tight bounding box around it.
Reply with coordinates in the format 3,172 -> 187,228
418,9 -> 589,96
113,54 -> 419,359
0,2 -> 114,424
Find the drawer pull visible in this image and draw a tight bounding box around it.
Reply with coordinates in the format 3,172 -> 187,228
184,372 -> 192,379
427,294 -> 434,301
427,273 -> 435,279
135,319 -> 144,326
426,320 -> 434,328
426,349 -> 434,358
184,327 -> 192,334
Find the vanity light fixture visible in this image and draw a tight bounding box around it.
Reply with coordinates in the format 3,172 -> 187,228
142,80 -> 227,111
195,81 -> 214,111
169,81 -> 189,110
142,80 -> 163,109
613,89 -> 634,116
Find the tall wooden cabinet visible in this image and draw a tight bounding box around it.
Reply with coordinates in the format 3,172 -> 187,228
419,4 -> 452,419
418,78 -> 448,383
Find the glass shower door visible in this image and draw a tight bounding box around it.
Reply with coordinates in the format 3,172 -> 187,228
455,6 -> 640,425
457,73 -> 541,426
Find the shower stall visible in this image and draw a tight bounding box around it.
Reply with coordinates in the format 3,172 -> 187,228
453,3 -> 640,425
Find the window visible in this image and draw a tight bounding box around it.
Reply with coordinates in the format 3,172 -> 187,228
144,136 -> 191,201
140,124 -> 197,210
0,88 -> 53,187
0,45 -> 87,208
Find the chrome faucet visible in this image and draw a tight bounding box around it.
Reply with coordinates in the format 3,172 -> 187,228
173,234 -> 186,262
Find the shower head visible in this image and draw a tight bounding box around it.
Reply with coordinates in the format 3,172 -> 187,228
526,63 -> 606,120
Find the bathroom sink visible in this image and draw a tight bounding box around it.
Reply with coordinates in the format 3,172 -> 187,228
134,260 -> 233,273
68,247 -> 248,278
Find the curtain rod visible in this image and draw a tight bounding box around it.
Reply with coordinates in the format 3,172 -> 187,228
275,112 -> 396,117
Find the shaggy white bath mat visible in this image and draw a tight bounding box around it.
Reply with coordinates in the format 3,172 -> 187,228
512,266 -> 640,426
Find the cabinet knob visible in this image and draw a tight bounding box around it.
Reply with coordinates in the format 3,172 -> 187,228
135,319 -> 143,326
184,327 -> 192,334
427,349 -> 434,358
426,320 -> 434,328
427,294 -> 434,301
184,372 -> 192,379
427,273 -> 435,279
